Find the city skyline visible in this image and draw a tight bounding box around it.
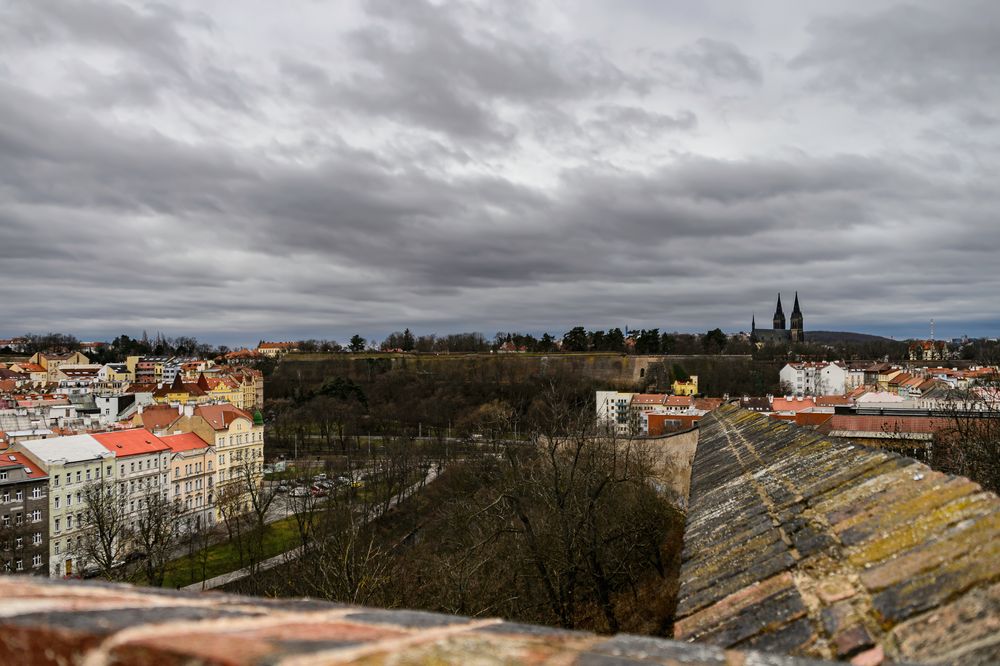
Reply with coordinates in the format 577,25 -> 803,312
2,1 -> 999,342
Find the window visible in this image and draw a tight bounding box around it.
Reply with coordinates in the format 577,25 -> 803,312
54,497 -> 60,509
130,462 -> 134,473
15,490 -> 22,501
175,467 -> 180,479
76,492 -> 81,505
0,472 -> 5,481
31,487 -> 41,499
107,465 -> 112,476
32,532 -> 41,545
120,464 -> 125,475
54,474 -> 60,487
15,559 -> 22,571
15,537 -> 22,548
75,471 -> 81,483
174,483 -> 179,496
32,554 -> 41,568
54,518 -> 60,532
66,515 -> 72,529
55,541 -> 60,554
1,492 -> 8,503
31,510 -> 41,522
66,494 -> 71,507
86,469 -> 91,481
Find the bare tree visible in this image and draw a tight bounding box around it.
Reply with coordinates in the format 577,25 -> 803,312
936,370 -> 1000,493
76,480 -> 131,580
133,490 -> 182,586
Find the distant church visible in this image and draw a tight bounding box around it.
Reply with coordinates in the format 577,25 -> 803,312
751,293 -> 804,343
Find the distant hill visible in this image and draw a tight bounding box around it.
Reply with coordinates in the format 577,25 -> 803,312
806,330 -> 896,344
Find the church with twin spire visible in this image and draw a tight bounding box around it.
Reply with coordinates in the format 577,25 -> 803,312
751,293 -> 804,343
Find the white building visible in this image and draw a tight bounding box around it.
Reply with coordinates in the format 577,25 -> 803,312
596,391 -> 634,435
779,362 -> 848,397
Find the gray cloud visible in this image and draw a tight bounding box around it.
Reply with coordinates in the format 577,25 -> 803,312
0,0 -> 998,343
791,1 -> 1000,110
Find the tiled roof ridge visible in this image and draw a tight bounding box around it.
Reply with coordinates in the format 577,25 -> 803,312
676,404 -> 1000,664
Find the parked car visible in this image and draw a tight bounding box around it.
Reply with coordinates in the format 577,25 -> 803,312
310,485 -> 328,497
276,484 -> 289,493
289,486 -> 309,497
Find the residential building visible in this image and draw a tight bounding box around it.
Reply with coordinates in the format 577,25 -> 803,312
178,405 -> 264,517
90,430 -> 171,540
672,376 -> 698,396
161,433 -> 216,531
13,434 -> 115,577
596,391 -> 634,435
257,341 -> 298,358
0,452 -> 48,575
779,362 -> 848,396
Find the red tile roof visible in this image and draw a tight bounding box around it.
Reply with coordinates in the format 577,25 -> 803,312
820,415 -> 951,435
632,394 -> 668,405
195,404 -> 253,430
92,429 -> 169,457
0,452 -> 47,478
770,397 -> 816,412
161,432 -> 210,453
138,405 -> 182,431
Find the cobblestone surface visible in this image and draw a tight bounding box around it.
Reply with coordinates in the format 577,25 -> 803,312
675,405 -> 1000,664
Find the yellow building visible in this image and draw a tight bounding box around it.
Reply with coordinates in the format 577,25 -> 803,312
180,405 -> 265,518
672,375 -> 699,396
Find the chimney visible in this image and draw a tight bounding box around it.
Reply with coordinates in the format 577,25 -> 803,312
184,403 -> 194,417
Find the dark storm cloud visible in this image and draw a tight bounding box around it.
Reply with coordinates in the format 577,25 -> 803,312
0,0 -> 998,342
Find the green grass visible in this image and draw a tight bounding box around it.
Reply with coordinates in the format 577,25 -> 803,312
160,515 -> 302,589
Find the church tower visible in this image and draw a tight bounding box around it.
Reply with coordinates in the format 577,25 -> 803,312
790,292 -> 804,342
772,294 -> 786,330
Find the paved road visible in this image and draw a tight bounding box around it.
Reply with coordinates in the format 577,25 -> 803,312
184,467 -> 440,592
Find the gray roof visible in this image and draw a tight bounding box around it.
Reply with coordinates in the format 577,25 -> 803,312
16,434 -> 112,464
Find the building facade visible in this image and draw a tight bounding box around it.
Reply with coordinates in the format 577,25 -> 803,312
0,452 -> 48,575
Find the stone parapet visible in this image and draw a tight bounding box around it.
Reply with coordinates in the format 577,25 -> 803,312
675,404 -> 1000,664
0,576 -> 837,665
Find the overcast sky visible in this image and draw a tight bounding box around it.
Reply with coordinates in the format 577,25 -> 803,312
2,0 -> 998,346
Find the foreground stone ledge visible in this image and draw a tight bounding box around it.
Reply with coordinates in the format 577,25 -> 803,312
0,576 -> 837,665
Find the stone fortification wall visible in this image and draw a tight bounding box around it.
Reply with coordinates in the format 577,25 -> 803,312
675,404 -> 1000,664
0,576 -> 836,665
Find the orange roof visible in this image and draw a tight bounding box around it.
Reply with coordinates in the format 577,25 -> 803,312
770,397 -> 817,412
632,394 -> 667,405
92,429 -> 169,457
664,396 -> 693,407
195,404 -> 253,430
0,452 -> 47,478
138,405 -> 182,431
161,432 -> 210,453
693,398 -> 724,411
815,395 -> 851,407
17,363 -> 45,373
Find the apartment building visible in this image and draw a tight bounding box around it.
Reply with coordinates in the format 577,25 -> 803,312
91,430 -> 171,536
0,452 -> 48,575
13,435 -> 115,577
161,433 -> 216,531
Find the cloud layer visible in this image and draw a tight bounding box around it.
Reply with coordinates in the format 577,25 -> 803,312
1,0 -> 998,344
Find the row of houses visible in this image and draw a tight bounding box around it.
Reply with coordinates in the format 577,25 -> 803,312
0,403 -> 263,577
596,386 -> 722,437
778,361 -> 996,397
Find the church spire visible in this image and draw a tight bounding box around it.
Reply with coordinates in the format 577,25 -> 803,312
792,291 -> 801,315
773,294 -> 786,330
